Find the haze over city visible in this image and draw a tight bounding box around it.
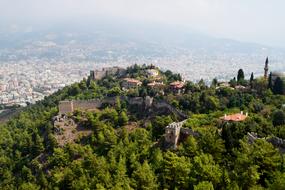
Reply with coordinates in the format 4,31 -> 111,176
1,1 -> 285,189
0,0 -> 284,106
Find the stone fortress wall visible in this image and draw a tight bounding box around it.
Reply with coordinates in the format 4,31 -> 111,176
90,67 -> 126,80
58,95 -> 192,149
58,95 -> 188,124
73,100 -> 102,111
58,101 -> 74,114
59,99 -> 104,114
58,96 -> 153,115
59,99 -> 116,114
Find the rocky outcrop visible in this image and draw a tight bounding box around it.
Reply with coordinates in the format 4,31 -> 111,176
247,132 -> 285,153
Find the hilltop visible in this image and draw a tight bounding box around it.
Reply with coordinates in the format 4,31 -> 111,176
0,64 -> 285,189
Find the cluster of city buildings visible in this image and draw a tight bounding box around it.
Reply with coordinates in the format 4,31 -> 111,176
1,55 -> 284,107
0,61 -> 90,106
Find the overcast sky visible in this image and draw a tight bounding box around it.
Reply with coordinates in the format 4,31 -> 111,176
0,0 -> 284,47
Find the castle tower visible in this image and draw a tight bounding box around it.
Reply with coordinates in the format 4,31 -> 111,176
165,122 -> 181,149
264,57 -> 269,79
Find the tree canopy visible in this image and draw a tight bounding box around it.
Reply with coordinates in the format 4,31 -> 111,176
0,65 -> 285,189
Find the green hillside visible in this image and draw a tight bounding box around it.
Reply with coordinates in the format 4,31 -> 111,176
1,65 -> 285,190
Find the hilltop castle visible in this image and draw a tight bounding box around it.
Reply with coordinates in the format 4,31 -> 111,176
90,67 -> 126,80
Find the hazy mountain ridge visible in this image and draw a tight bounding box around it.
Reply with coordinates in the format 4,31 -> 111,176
0,21 -> 283,60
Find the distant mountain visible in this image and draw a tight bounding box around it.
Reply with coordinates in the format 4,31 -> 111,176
0,20 -> 283,57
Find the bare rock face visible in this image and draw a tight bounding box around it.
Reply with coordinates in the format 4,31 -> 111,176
53,115 -> 92,146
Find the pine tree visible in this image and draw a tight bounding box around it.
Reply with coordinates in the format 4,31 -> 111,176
272,110 -> 285,126
131,161 -> 158,190
118,111 -> 128,126
115,97 -> 121,112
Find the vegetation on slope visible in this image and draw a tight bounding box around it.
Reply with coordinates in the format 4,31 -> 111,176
0,64 -> 285,189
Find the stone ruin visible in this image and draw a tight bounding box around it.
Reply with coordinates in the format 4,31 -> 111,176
165,121 -> 183,149
58,96 -> 154,115
164,120 -> 199,149
163,123 -> 285,151
90,67 -> 126,80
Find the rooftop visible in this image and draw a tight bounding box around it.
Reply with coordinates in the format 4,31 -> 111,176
170,81 -> 185,89
123,78 -> 142,84
221,112 -> 248,122
147,81 -> 165,87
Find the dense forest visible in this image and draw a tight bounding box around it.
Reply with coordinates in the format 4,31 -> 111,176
0,64 -> 285,190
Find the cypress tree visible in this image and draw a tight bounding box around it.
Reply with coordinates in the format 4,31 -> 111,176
273,77 -> 284,95
268,72 -> 273,89
237,69 -> 245,82
250,72 -> 254,88
250,72 -> 254,82
211,78 -> 218,87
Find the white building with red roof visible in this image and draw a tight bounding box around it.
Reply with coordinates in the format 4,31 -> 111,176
220,111 -> 248,122
121,78 -> 142,89
169,81 -> 185,94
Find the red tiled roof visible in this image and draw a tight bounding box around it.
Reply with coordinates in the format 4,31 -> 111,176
170,81 -> 185,89
221,113 -> 248,122
123,78 -> 142,84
